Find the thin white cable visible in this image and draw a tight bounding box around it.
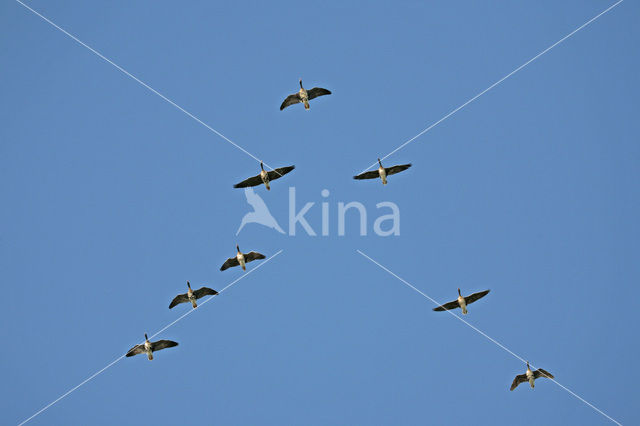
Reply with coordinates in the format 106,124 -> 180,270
356,249 -> 622,426
18,249 -> 284,426
359,0 -> 624,174
14,0 -> 279,172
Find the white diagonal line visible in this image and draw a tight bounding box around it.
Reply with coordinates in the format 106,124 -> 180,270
14,0 -> 280,173
356,249 -> 622,426
17,249 -> 284,426
359,0 -> 624,174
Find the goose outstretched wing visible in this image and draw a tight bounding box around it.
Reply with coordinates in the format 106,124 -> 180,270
193,287 -> 219,299
534,368 -> 554,379
307,87 -> 331,100
353,170 -> 380,180
126,344 -> 146,357
234,175 -> 263,188
151,340 -> 179,352
220,257 -> 240,271
244,251 -> 266,262
385,164 -> 412,176
169,293 -> 189,309
510,374 -> 528,391
267,165 -> 295,180
465,289 -> 490,305
432,299 -> 460,311
280,93 -> 302,110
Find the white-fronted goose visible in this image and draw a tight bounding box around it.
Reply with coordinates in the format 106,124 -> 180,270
220,244 -> 266,271
280,79 -> 331,110
353,158 -> 411,185
169,281 -> 218,309
126,333 -> 178,361
510,361 -> 554,390
233,162 -> 295,191
433,288 -> 490,315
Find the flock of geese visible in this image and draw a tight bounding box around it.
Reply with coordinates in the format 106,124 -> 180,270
125,79 -> 554,391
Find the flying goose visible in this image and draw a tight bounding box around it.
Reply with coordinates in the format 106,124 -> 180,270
510,361 -> 554,390
233,162 -> 295,191
169,281 -> 218,309
353,158 -> 412,185
280,79 -> 331,110
220,245 -> 266,271
126,333 -> 178,361
433,288 -> 490,314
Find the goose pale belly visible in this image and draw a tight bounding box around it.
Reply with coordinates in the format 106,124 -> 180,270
379,167 -> 387,185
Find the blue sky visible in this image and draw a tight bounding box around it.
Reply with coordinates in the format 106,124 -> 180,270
1,1 -> 638,425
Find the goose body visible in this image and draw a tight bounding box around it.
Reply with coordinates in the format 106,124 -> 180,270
187,285 -> 195,308
510,362 -> 554,390
169,281 -> 219,309
280,79 -> 331,110
126,333 -> 178,361
143,338 -> 153,360
378,164 -> 387,185
354,158 -> 412,185
260,168 -> 269,190
234,162 -> 295,191
433,288 -> 490,315
526,366 -> 535,388
299,84 -> 309,110
457,292 -> 468,314
237,250 -> 245,270
220,245 -> 266,271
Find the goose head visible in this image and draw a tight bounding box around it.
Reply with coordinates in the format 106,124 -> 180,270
378,158 -> 383,168
260,161 -> 264,171
187,281 -> 191,289
236,244 -> 241,253
144,333 -> 149,342
457,288 -> 462,297
299,79 -> 303,89
526,361 -> 531,371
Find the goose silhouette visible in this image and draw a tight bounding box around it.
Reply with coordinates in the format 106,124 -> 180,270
236,187 -> 285,235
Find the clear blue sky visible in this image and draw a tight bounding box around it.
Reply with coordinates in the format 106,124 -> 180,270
1,1 -> 637,425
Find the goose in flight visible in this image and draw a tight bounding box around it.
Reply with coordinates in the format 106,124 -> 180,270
280,79 -> 331,110
510,361 -> 554,390
126,333 -> 178,361
353,158 -> 411,185
220,245 -> 266,271
234,162 -> 295,191
169,281 -> 218,309
432,288 -> 490,314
